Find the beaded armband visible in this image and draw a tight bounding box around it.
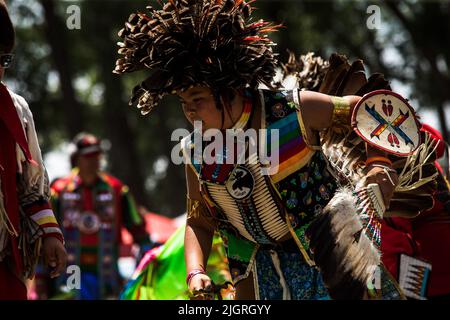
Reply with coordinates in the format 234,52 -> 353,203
330,96 -> 351,126
186,268 -> 206,286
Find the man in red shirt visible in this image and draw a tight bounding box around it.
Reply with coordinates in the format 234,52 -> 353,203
37,133 -> 151,299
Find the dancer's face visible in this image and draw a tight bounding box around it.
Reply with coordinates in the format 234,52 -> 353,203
178,86 -> 223,130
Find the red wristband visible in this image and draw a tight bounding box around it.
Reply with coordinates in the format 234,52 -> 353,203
186,269 -> 206,286
42,232 -> 65,245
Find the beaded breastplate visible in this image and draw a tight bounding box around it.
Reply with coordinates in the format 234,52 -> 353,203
202,153 -> 290,245
182,89 -> 318,245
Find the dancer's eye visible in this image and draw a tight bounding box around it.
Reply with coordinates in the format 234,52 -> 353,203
193,98 -> 207,107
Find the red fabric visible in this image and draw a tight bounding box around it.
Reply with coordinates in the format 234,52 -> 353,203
0,84 -> 34,276
0,84 -> 33,161
23,201 -> 51,216
100,174 -> 125,244
79,184 -> 99,248
51,174 -> 75,193
0,120 -> 23,274
0,262 -> 27,300
144,212 -> 178,243
121,212 -> 178,247
412,165 -> 450,297
382,176 -> 450,297
0,120 -> 19,230
21,199 -> 64,243
413,221 -> 450,297
421,123 -> 445,159
83,186 -> 94,211
382,124 -> 450,297
52,172 -> 126,244
381,217 -> 420,280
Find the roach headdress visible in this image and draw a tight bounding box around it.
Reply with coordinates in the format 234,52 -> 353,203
114,0 -> 280,115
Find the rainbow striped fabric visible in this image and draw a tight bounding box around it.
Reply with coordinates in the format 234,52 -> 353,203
264,91 -> 316,183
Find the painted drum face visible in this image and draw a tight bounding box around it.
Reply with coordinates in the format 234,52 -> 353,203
352,90 -> 421,156
78,211 -> 101,234
225,166 -> 255,200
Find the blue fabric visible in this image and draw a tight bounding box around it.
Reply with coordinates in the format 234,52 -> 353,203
254,248 -> 403,300
80,272 -> 100,300
255,248 -> 330,300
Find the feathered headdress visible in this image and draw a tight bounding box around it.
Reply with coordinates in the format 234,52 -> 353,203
273,51 -> 329,91
114,0 -> 280,115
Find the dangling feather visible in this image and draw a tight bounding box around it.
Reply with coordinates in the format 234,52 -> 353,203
306,187 -> 381,299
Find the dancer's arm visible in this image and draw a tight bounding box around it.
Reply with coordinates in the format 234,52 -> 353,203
363,146 -> 399,207
184,165 -> 215,295
297,90 -> 360,142
298,91 -> 398,206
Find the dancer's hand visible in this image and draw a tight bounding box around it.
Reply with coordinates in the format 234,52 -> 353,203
42,237 -> 67,278
189,273 -> 214,300
364,164 -> 399,207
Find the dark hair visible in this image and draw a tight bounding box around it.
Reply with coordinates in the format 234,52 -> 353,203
213,88 -> 237,111
0,1 -> 15,53
213,88 -> 240,129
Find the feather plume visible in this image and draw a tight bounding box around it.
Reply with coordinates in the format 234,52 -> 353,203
114,0 -> 279,115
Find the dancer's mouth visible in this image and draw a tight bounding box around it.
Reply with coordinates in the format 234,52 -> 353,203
186,111 -> 197,121
188,112 -> 202,124
187,111 -> 196,120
